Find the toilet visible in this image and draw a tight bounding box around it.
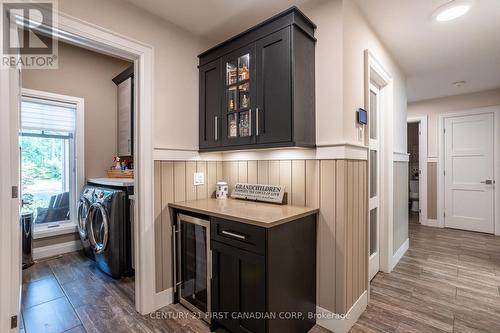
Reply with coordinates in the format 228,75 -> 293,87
409,179 -> 419,212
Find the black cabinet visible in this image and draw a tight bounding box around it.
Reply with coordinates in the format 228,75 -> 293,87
210,215 -> 317,333
199,60 -> 222,150
198,7 -> 316,152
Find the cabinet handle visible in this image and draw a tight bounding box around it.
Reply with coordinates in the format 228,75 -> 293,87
221,230 -> 246,240
214,116 -> 218,141
249,109 -> 252,136
256,108 -> 260,136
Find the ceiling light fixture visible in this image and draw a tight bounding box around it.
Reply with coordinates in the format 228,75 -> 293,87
433,0 -> 473,22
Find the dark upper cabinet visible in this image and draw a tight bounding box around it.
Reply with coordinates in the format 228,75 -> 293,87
198,7 -> 316,152
199,60 -> 222,150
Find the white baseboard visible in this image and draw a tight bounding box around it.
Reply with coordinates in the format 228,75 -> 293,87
391,238 -> 409,270
33,240 -> 82,260
155,288 -> 173,309
422,219 -> 440,227
316,290 -> 368,333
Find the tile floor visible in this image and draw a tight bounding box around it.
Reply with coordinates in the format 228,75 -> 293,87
351,213 -> 500,333
22,215 -> 500,333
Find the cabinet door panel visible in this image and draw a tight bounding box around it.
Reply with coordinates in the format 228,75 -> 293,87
221,45 -> 256,147
199,60 -> 222,149
211,241 -> 266,333
256,28 -> 291,144
117,77 -> 133,156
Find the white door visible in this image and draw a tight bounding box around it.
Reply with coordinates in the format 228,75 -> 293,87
444,113 -> 495,233
368,83 -> 380,280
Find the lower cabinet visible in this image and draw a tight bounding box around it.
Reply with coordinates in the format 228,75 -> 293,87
211,241 -> 266,333
210,215 -> 317,333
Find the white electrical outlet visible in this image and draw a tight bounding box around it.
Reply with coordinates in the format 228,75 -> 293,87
193,172 -> 205,186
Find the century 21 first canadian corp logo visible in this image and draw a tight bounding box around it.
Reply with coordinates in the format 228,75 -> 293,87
1,0 -> 58,69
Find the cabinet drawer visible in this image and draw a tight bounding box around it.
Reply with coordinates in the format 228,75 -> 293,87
210,217 -> 266,255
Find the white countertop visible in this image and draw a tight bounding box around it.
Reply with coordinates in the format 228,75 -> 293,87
88,177 -> 134,187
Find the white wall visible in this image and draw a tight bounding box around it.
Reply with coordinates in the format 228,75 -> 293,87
408,88 -> 500,157
343,1 -> 407,153
58,0 -> 212,151
302,0 -> 344,146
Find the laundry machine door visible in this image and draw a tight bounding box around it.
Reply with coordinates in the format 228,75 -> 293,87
77,198 -> 90,239
88,203 -> 109,254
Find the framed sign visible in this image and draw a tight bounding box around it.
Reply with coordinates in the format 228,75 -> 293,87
231,183 -> 286,204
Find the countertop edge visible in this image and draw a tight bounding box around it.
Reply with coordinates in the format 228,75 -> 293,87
168,202 -> 319,228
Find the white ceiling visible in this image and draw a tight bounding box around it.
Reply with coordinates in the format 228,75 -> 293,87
355,0 -> 500,102
125,0 -> 500,102
123,0 -> 318,44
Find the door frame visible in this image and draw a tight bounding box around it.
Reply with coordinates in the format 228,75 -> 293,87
0,7 -> 157,326
407,115 -> 428,226
437,106 -> 500,235
364,49 -> 394,279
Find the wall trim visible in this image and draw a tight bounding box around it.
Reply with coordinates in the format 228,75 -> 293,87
153,143 -> 369,161
422,218 -> 440,228
437,106 -> 500,235
33,240 -> 82,260
316,291 -> 368,333
391,238 -> 409,270
393,152 -> 409,162
155,288 -> 173,309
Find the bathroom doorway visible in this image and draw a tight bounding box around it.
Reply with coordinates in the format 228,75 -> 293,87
407,116 -> 428,225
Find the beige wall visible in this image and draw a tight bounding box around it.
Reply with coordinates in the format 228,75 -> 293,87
343,1 -> 407,153
154,159 -> 367,315
427,162 -> 437,220
393,162 -> 408,253
58,0 -> 211,151
408,88 -> 500,157
22,41 -> 131,178
302,0 -> 344,145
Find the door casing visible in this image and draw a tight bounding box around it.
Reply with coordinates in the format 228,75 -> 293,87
437,106 -> 500,235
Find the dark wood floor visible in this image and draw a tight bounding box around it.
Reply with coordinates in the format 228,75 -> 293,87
21,252 -> 212,333
351,214 -> 500,333
23,215 -> 500,333
21,252 -> 329,333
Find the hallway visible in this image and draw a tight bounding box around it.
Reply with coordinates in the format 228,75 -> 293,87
351,216 -> 500,333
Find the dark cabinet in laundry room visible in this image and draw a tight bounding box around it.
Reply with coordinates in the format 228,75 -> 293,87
198,7 -> 316,152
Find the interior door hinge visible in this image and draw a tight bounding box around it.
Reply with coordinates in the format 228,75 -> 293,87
10,315 -> 17,329
443,212 -> 446,218
443,170 -> 446,176
443,128 -> 446,134
11,186 -> 18,199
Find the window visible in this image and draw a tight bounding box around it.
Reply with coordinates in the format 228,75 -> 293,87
20,92 -> 83,237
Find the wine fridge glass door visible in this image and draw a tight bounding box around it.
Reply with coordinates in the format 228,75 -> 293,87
175,214 -> 211,323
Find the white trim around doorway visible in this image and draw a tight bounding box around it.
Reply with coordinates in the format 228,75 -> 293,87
1,10 -> 157,324
407,115 -> 428,226
437,106 -> 500,235
364,49 -> 394,278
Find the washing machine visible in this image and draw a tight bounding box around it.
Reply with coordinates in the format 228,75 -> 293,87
87,186 -> 133,278
77,186 -> 96,261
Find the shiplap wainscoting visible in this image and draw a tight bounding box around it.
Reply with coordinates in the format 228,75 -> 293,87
154,159 -> 367,318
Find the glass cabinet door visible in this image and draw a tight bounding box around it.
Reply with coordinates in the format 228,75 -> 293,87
223,47 -> 255,145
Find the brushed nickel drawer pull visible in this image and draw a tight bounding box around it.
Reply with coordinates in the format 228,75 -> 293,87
221,230 -> 246,240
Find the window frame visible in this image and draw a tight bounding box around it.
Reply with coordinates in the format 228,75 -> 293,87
21,88 -> 85,239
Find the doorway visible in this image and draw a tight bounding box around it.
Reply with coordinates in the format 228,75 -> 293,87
1,11 -> 156,332
443,112 -> 495,233
368,82 -> 381,281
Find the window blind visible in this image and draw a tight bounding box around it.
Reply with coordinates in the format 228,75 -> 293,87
21,97 -> 76,133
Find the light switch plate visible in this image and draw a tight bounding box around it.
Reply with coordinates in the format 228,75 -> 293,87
193,172 -> 205,186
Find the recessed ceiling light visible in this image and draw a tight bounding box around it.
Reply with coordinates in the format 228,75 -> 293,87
453,80 -> 466,87
433,0 -> 473,22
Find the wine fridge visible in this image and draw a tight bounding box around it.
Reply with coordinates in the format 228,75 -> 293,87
174,214 -> 211,323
